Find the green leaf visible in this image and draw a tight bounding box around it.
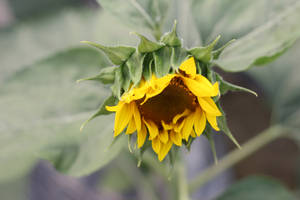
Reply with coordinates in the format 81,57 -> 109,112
133,32 -> 164,53
161,20 -> 182,47
121,64 -> 132,92
216,74 -> 257,96
190,0 -> 298,44
248,40 -> 300,133
171,47 -> 188,70
213,39 -> 236,60
0,9 -> 134,81
188,35 -> 220,63
81,41 -> 135,66
80,95 -> 117,131
217,176 -> 296,200
97,0 -> 171,36
142,54 -> 154,81
111,67 -> 123,98
217,102 -> 241,149
215,1 -> 300,72
126,52 -> 145,85
0,47 -> 124,181
153,47 -> 172,77
77,66 -> 116,84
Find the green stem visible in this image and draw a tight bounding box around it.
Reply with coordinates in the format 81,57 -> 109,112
189,125 -> 286,193
178,155 -> 190,200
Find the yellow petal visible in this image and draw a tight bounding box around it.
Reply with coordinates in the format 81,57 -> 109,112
206,113 -> 220,131
182,77 -> 217,97
194,107 -> 206,136
137,123 -> 147,148
106,101 -> 124,112
158,140 -> 173,162
179,57 -> 196,77
191,129 -> 197,138
213,82 -> 219,95
152,136 -> 161,154
114,103 -> 133,137
159,129 -> 169,144
174,120 -> 184,133
170,130 -> 182,146
132,102 -> 141,131
181,112 -> 196,141
172,109 -> 190,124
161,121 -> 173,130
143,119 -> 159,140
126,117 -> 136,134
198,97 -> 222,116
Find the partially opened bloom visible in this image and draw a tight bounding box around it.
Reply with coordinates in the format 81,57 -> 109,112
106,57 -> 221,161
80,22 -> 248,164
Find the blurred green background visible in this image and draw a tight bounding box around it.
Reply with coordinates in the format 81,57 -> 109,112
0,0 -> 300,200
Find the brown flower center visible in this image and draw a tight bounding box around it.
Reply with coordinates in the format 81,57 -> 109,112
137,77 -> 197,125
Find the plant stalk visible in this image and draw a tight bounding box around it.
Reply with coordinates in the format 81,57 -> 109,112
189,125 -> 286,193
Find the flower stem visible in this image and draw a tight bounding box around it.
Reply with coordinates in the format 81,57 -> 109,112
189,125 -> 286,193
177,155 -> 190,200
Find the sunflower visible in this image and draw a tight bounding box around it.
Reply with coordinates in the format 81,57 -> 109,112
106,57 -> 221,161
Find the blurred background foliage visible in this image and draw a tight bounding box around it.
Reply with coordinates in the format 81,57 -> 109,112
0,0 -> 300,200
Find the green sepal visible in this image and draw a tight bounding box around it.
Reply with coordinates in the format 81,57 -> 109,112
153,47 -> 172,77
204,130 -> 218,164
121,64 -> 131,92
213,39 -> 236,60
126,52 -> 145,85
216,74 -> 257,96
127,134 -> 134,153
111,67 -> 123,98
80,95 -> 118,131
142,53 -> 154,81
137,139 -> 151,167
81,41 -> 135,65
161,20 -> 182,47
188,35 -> 220,63
171,47 -> 188,70
77,66 -> 116,84
217,102 -> 241,149
133,32 -> 164,53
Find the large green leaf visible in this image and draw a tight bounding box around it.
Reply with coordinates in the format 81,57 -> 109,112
97,0 -> 171,36
190,0 -> 297,44
0,47 -> 125,181
214,1 -> 300,72
248,40 -> 300,130
217,176 -> 296,200
0,8 -> 134,81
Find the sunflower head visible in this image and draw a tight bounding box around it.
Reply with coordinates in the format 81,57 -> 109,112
79,22 -> 249,163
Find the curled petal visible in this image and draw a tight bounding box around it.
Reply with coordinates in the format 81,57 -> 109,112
179,57 -> 196,78
194,107 -> 206,136
158,140 -> 173,162
183,77 -> 218,97
198,97 -> 222,116
159,129 -> 169,144
114,103 -> 133,137
137,123 -> 147,148
152,136 -> 161,153
206,113 -> 220,131
170,130 -> 182,146
144,119 -> 159,140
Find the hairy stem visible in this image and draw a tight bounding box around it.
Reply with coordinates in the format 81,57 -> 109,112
189,125 -> 286,193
